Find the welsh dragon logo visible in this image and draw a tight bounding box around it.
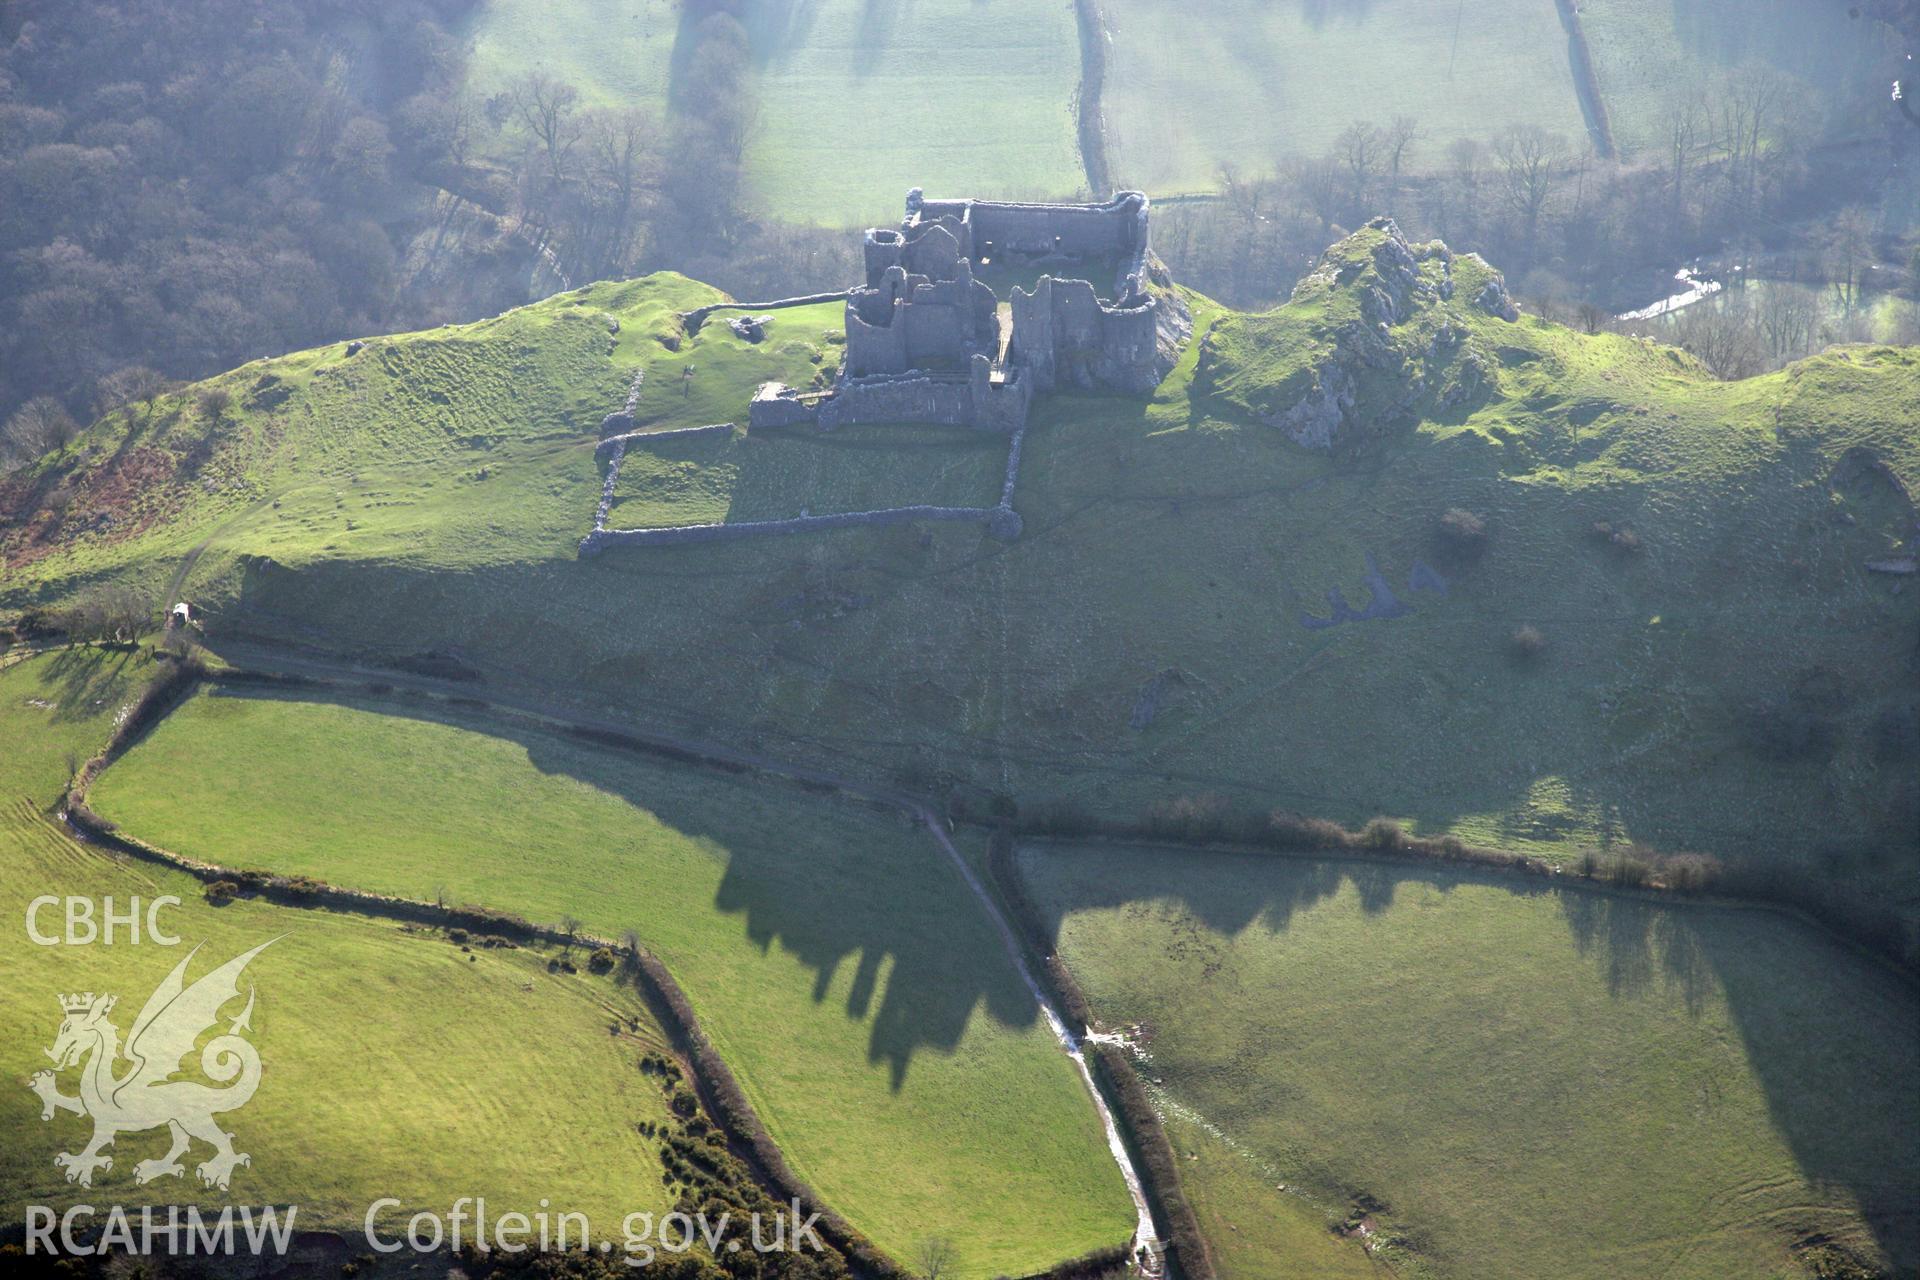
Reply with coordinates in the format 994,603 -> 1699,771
29,940 -> 277,1190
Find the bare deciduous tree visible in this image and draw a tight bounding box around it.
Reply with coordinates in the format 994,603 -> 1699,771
1384,114 -> 1420,206
1495,125 -> 1568,257
91,365 -> 169,420
914,1237 -> 955,1279
1825,206 -> 1875,312
1334,120 -> 1386,215
509,72 -> 581,188
1,396 -> 79,470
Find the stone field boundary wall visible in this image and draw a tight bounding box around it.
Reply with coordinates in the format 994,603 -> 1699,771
581,190 -> 1192,555
578,413 -> 1028,555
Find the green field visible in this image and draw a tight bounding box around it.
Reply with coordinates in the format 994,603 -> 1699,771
1022,840 -> 1920,1279
0,653 -> 677,1235
1102,0 -> 1591,193
460,0 -> 679,115
741,0 -> 1085,224
1160,1109 -> 1387,1279
87,686 -> 1133,1278
0,645 -> 156,802
609,424 -> 1009,528
452,1 -> 1904,209
460,0 -> 1085,225
1581,0 -> 1900,155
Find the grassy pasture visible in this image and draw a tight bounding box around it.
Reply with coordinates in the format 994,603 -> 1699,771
0,645 -> 156,802
1579,0 -> 1901,155
1160,1109 -> 1387,1278
460,0 -> 679,117
609,424 -> 1009,528
88,686 -> 1133,1279
1101,0 -> 1590,193
0,654 -> 677,1235
1022,840 -> 1920,1279
741,0 -> 1086,224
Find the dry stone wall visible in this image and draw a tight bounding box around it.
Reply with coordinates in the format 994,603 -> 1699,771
583,190 -> 1193,554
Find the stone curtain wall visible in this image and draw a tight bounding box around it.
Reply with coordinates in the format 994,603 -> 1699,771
750,356 -> 1030,434
678,291 -> 849,335
581,381 -> 1031,556
581,191 -> 1192,555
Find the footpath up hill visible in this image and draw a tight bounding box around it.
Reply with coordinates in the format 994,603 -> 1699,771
2,225 -> 1916,899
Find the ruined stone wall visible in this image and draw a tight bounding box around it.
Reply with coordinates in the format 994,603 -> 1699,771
678,291 -> 849,335
844,259 -> 994,378
1009,273 -> 1175,395
751,357 -> 1029,434
968,198 -> 1139,260
905,190 -> 1151,298
581,503 -> 998,553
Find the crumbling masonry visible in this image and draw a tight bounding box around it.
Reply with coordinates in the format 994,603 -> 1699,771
580,190 -> 1190,554
751,189 -> 1189,434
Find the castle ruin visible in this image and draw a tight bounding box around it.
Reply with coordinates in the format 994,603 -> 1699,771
580,189 -> 1189,555
750,188 -> 1190,433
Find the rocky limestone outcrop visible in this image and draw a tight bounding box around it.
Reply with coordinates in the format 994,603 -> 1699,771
1199,218 -> 1500,451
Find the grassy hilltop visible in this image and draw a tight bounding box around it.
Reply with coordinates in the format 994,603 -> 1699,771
5,224 -> 1914,900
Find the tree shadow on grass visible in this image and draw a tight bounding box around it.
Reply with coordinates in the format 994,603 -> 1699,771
187,684 -> 1040,1092
1019,841 -> 1920,1271
36,644 -> 140,725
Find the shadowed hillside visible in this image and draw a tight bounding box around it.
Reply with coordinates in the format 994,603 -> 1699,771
4,224 -> 1916,918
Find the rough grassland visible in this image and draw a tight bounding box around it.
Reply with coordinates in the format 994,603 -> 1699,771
1159,1109 -> 1387,1279
88,687 -> 1133,1280
5,237 -> 1917,912
741,0 -> 1085,224
610,424 -> 1009,528
1580,0 -> 1900,155
1022,841 -> 1920,1280
0,655 -> 677,1234
1102,0 -> 1590,193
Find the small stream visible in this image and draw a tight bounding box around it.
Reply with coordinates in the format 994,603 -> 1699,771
1616,266 -> 1726,322
917,813 -> 1163,1274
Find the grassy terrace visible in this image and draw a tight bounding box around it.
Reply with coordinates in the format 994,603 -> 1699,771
0,652 -> 678,1234
88,685 -> 1133,1279
1021,840 -> 1920,1279
609,424 -> 1009,529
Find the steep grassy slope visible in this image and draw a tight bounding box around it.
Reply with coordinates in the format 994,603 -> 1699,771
1022,840 -> 1920,1280
5,227 -> 1916,909
88,685 -> 1133,1279
0,654 -> 679,1235
610,423 -> 1009,529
